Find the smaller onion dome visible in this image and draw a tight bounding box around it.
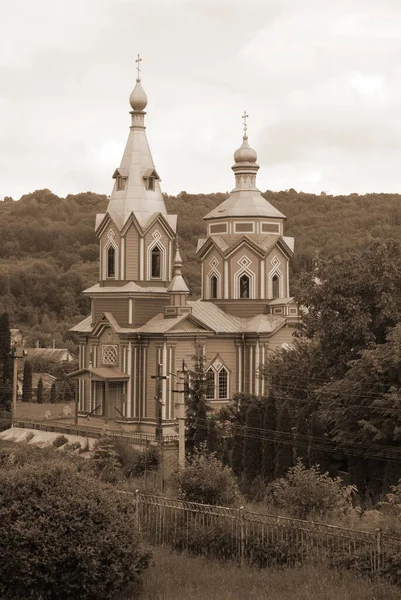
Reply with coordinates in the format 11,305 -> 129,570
234,135 -> 257,164
129,78 -> 148,111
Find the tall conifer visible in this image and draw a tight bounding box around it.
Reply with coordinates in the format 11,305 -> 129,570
243,402 -> 263,481
22,360 -> 32,402
0,312 -> 12,410
274,403 -> 293,479
36,377 -> 44,404
261,394 -> 276,482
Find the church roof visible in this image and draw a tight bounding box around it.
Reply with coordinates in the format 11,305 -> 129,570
204,189 -> 286,220
197,233 -> 294,259
104,75 -> 176,231
83,282 -> 169,295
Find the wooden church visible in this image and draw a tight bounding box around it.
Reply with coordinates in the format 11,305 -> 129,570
70,69 -> 299,434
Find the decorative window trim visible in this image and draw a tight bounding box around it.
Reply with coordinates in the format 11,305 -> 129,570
147,230 -> 167,280
207,270 -> 221,299
102,344 -> 118,365
205,357 -> 230,400
103,229 -> 119,280
116,176 -> 127,191
234,256 -> 255,299
269,265 -> 283,299
209,222 -> 228,235
234,221 -> 255,234
261,222 -> 281,234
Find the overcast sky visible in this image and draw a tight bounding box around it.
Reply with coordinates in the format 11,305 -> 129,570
1,0 -> 401,200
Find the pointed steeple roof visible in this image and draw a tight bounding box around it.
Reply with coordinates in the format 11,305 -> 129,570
204,115 -> 285,221
106,68 -> 171,230
167,242 -> 190,295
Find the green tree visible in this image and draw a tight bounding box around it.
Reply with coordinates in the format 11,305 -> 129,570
0,460 -> 150,600
185,346 -> 212,453
22,360 -> 32,402
274,404 -> 293,479
261,394 -> 276,481
243,402 -> 263,481
0,312 -> 12,410
36,377 -> 44,404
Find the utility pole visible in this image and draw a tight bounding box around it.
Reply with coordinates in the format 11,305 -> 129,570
151,362 -> 167,491
172,361 -> 187,468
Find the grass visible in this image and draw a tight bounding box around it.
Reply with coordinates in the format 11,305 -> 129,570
139,548 -> 400,600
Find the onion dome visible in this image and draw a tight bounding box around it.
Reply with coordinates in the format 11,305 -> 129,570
234,135 -> 257,164
129,78 -> 148,111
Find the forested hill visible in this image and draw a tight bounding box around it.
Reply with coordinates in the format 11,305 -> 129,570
1,188 -> 401,350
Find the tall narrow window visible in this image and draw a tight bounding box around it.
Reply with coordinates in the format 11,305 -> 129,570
151,246 -> 161,278
239,274 -> 250,298
117,176 -> 125,191
147,177 -> 155,191
205,369 -> 215,399
107,246 -> 115,278
218,368 -> 228,399
210,275 -> 218,299
272,274 -> 280,299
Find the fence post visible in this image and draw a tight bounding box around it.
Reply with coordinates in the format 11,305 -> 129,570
240,505 -> 246,567
375,528 -> 382,574
135,489 -> 141,527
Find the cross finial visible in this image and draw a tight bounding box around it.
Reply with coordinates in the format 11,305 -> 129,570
242,110 -> 249,136
135,53 -> 143,80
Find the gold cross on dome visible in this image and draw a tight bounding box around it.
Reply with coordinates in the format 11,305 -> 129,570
242,110 -> 249,135
135,53 -> 143,79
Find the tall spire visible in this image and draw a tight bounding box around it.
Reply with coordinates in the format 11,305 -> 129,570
105,57 -> 173,230
232,111 -> 259,189
165,238 -> 191,318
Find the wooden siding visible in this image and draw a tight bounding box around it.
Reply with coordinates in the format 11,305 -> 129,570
204,338 -> 237,400
213,300 -> 269,318
93,298 -> 128,325
125,225 -> 140,281
266,247 -> 288,298
267,324 -> 296,353
133,297 -> 168,327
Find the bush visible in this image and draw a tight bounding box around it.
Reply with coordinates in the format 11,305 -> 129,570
266,459 -> 356,520
52,434 -> 68,448
112,439 -> 159,477
173,446 -> 240,506
0,461 -> 151,599
91,437 -> 122,483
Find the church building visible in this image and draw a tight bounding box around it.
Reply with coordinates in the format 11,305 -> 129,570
70,68 -> 299,434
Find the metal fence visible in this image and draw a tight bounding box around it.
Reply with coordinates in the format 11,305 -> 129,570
134,492 -> 401,576
7,418 -> 178,447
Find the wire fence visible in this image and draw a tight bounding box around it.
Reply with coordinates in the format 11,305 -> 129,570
133,491 -> 401,578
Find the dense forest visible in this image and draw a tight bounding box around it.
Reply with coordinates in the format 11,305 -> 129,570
1,188 -> 401,351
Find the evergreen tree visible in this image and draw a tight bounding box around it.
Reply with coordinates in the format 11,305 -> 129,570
309,412 -> 332,473
243,402 -> 263,481
50,382 -> 57,404
231,430 -> 243,477
22,360 -> 32,403
0,312 -> 12,410
295,407 -> 309,467
261,394 -> 276,482
36,377 -> 44,404
274,404 -> 293,479
185,346 -> 211,453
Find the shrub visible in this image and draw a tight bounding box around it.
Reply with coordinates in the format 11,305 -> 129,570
112,439 -> 159,477
25,431 -> 34,442
52,434 -> 68,448
64,441 -> 81,452
173,446 -> 240,506
266,459 -> 356,520
0,461 -> 151,599
91,437 -> 122,483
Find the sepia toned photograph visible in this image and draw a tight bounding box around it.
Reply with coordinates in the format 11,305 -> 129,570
1,1 -> 401,598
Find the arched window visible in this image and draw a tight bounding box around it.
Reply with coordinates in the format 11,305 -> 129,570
272,274 -> 280,299
107,246 -> 115,278
151,246 -> 161,278
218,367 -> 228,399
205,369 -> 215,399
210,275 -> 218,299
239,274 -> 250,299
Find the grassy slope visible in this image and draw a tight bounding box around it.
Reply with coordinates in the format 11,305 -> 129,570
139,548 -> 399,600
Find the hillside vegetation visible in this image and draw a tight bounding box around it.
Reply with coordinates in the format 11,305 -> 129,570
1,188 -> 400,349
